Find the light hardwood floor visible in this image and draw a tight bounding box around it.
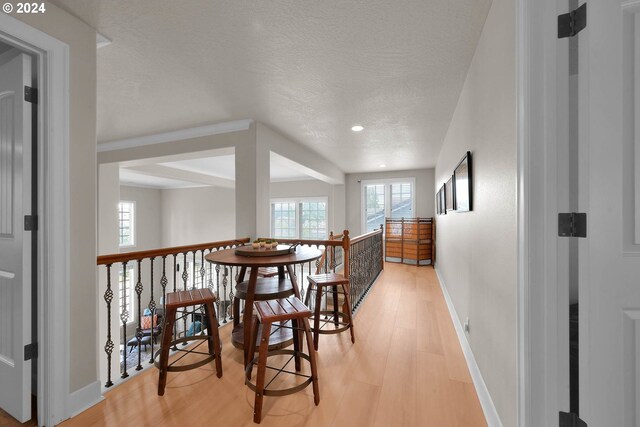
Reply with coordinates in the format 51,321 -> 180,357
48,263 -> 485,427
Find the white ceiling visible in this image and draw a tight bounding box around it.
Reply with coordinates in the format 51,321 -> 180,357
52,0 -> 492,173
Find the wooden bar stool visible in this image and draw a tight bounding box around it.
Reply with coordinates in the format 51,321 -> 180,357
155,288 -> 223,396
305,273 -> 355,351
245,297 -> 319,424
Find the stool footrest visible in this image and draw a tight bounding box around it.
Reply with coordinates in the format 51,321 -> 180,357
311,310 -> 352,335
245,349 -> 314,397
154,335 -> 220,372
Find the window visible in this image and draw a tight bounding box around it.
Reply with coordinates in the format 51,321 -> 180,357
271,198 -> 328,239
185,260 -> 204,289
364,184 -> 386,233
361,179 -> 415,233
390,183 -> 413,218
272,202 -> 297,238
119,264 -> 135,322
118,201 -> 135,247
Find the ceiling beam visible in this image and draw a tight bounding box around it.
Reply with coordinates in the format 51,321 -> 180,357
124,164 -> 235,188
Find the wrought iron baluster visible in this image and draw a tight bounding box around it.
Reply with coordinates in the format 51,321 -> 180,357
135,259 -> 143,371
200,251 -> 206,291
191,251 -> 196,289
222,265 -> 229,323
215,262 -> 223,324
231,266 -> 237,321
160,256 -> 168,311
104,264 -> 114,387
148,257 -> 156,364
182,252 -> 189,345
120,262 -> 130,379
182,252 -> 189,289
172,254 -> 178,351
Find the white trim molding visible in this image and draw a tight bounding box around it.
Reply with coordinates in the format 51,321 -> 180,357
434,267 -> 503,427
516,0 -> 530,425
97,119 -> 254,152
0,13 -> 71,427
68,381 -> 103,418
96,33 -> 111,49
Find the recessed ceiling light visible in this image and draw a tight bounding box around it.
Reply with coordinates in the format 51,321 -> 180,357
351,125 -> 364,132
379,164 -> 386,168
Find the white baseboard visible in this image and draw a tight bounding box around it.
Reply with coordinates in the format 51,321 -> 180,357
434,266 -> 503,427
68,380 -> 104,418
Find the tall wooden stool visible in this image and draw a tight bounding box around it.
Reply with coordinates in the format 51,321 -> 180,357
155,288 -> 223,396
245,297 -> 319,424
305,273 -> 355,351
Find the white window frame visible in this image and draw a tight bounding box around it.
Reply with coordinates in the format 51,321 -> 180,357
118,201 -> 136,248
270,197 -> 329,239
360,178 -> 416,234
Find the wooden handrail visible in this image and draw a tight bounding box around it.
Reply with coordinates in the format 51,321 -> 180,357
96,238 -> 251,265
350,228 -> 382,245
256,237 -> 345,247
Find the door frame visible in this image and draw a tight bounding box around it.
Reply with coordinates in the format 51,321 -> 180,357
517,0 -> 571,425
0,14 -> 70,427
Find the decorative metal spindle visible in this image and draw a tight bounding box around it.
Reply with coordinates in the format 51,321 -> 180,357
207,251 -> 218,324
173,254 -> 177,292
135,259 -> 143,371
182,252 -> 189,345
120,262 -> 130,379
222,266 -> 228,323
231,266 -> 237,321
148,257 -> 156,364
182,252 -> 189,289
160,256 -> 168,311
104,264 -> 114,387
192,251 -> 197,289
215,264 -> 229,323
200,251 -> 206,291
172,254 -> 178,351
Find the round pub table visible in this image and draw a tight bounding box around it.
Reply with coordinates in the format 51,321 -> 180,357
205,245 -> 322,367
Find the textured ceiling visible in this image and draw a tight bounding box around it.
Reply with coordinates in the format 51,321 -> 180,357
51,0 -> 492,173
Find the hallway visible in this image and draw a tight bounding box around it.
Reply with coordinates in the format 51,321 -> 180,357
57,263 -> 486,427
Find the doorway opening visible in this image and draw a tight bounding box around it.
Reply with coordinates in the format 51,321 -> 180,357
0,39 -> 38,425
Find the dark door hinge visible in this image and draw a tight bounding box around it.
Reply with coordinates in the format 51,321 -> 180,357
24,343 -> 38,361
558,3 -> 587,39
24,86 -> 38,104
560,411 -> 587,427
24,215 -> 37,231
558,213 -> 587,238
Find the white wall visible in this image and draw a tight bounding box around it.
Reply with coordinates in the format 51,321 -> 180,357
345,168 -> 435,234
434,0 -> 516,424
270,180 -> 346,236
160,186 -> 236,246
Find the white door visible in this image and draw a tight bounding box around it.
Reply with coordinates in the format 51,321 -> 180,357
577,1 -> 640,425
0,50 -> 33,423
